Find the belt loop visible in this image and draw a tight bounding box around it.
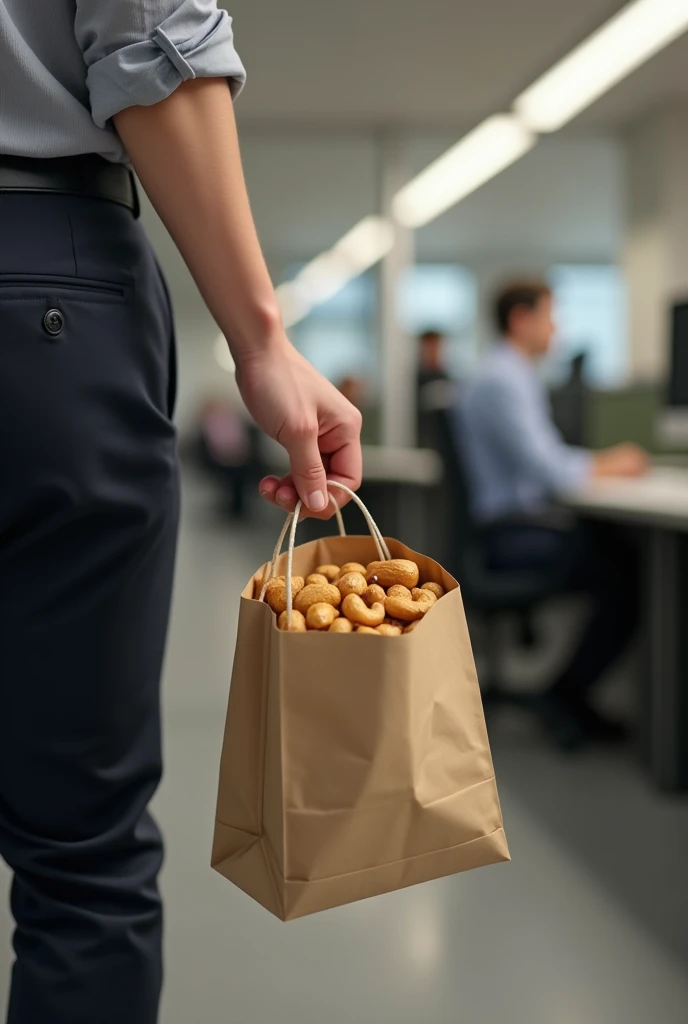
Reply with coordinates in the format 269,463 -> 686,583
129,171 -> 141,219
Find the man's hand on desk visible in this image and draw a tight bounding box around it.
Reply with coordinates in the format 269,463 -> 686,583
592,443 -> 649,479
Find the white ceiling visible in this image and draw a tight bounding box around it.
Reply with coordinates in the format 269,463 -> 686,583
226,0 -> 688,129
148,1 -> 688,309
236,133 -> 624,265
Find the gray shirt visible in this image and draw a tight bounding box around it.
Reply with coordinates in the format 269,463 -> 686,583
0,0 -> 246,164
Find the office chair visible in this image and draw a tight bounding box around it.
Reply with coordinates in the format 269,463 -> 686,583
550,351 -> 589,447
429,405 -> 566,707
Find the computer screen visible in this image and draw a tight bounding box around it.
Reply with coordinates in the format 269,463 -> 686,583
668,302 -> 688,407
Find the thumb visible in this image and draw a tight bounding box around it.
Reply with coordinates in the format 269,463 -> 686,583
286,430 -> 328,513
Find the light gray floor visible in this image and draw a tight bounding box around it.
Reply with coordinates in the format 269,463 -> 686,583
2,470 -> 687,1023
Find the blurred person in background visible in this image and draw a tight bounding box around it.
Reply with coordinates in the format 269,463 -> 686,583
196,396 -> 259,520
338,375 -> 367,409
337,375 -> 381,445
459,280 -> 648,750
417,329 -> 454,446
417,328 -> 449,392
0,2 -> 361,1022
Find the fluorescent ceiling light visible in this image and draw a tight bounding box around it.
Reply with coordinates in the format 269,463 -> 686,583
392,115 -> 536,229
277,215 -> 394,326
515,0 -> 688,133
334,216 -> 396,270
276,281 -> 312,329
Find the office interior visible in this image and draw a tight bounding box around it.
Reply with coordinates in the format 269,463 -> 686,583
2,1 -> 688,1021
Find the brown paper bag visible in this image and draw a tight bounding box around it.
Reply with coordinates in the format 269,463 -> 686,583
212,492 -> 509,921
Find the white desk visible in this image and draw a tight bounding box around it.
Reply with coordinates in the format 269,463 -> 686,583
361,445 -> 443,487
563,466 -> 688,792
564,466 -> 688,532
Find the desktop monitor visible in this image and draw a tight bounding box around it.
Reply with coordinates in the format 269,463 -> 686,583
658,300 -> 688,446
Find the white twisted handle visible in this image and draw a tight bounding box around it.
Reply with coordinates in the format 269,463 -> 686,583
258,482 -> 392,627
258,491 -> 344,603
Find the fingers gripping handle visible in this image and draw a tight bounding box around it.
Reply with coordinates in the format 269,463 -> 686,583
257,492 -> 344,604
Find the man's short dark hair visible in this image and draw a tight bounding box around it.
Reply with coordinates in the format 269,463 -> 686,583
418,328 -> 444,342
493,280 -> 551,335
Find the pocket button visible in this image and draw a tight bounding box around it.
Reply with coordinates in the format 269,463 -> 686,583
43,309 -> 64,336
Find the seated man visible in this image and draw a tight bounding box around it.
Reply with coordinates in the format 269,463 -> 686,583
416,329 -> 453,447
459,279 -> 647,749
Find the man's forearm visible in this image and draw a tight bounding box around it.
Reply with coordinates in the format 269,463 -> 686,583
114,78 -> 283,363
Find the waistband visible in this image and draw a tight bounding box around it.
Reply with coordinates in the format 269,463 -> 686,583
0,154 -> 139,217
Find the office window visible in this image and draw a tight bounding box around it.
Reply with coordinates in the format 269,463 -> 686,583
399,264 -> 478,377
284,262 -> 478,385
548,264 -> 628,387
287,272 -> 376,384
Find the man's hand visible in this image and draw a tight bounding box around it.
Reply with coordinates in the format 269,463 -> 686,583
593,443 -> 649,479
235,341 -> 362,514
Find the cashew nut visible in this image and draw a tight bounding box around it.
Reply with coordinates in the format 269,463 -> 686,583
315,564 -> 340,582
306,603 -> 340,630
265,576 -> 305,614
412,588 -> 438,606
329,617 -> 354,633
421,582 -> 445,599
339,562 -> 367,577
377,623 -> 402,636
366,559 -> 419,589
384,589 -> 436,622
387,585 -> 411,600
307,573 -> 329,586
355,625 -> 380,635
294,582 -> 341,614
337,571 -> 368,598
363,583 -> 386,607
277,609 -> 307,632
342,593 -> 385,627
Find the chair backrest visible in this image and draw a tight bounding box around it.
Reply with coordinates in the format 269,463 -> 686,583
427,403 -> 477,578
429,401 -> 555,614
550,352 -> 590,446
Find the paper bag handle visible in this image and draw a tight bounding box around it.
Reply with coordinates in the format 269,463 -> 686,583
259,481 -> 392,627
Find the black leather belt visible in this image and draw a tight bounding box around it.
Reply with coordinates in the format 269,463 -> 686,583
0,154 -> 139,217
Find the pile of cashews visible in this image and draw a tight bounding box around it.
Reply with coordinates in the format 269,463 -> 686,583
262,558 -> 445,635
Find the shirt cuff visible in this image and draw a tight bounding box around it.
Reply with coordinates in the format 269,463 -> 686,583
559,448 -> 593,493
86,2 -> 246,129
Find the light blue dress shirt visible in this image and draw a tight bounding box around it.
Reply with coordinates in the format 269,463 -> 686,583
458,344 -> 592,521
0,0 -> 246,163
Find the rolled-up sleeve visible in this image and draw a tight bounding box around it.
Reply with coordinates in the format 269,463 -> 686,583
74,0 -> 246,129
